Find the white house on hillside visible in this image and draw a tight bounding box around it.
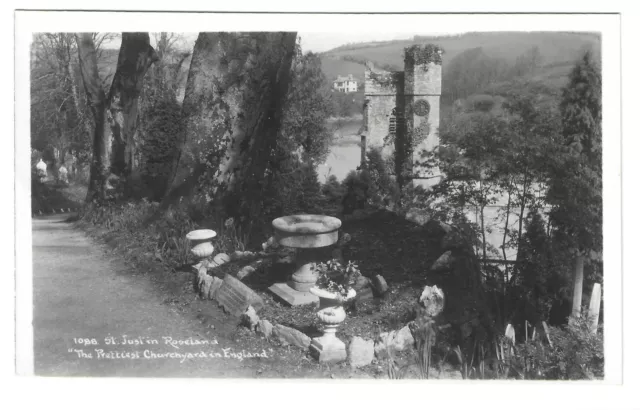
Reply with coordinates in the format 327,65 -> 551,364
333,75 -> 358,93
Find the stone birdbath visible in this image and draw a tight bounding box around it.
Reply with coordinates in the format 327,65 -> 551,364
268,214 -> 341,306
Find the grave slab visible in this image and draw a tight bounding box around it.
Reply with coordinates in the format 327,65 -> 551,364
214,274 -> 264,317
268,282 -> 319,306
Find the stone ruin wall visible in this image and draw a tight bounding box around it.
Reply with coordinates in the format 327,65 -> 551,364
363,67 -> 403,157
363,46 -> 442,187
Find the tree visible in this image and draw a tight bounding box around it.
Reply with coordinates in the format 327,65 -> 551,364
76,32 -> 158,202
162,32 -> 297,231
280,48 -> 334,164
546,51 -> 602,321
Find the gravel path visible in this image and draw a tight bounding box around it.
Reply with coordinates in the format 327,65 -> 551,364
32,214 -> 270,377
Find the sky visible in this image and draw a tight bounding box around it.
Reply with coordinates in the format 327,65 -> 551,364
106,32 -> 462,53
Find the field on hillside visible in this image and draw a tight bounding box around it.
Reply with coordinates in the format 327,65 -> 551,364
322,32 -> 600,70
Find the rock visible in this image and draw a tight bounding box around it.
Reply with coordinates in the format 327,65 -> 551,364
231,250 -> 256,261
213,253 -> 230,266
209,276 -> 223,299
374,325 -> 415,358
241,306 -> 260,330
418,285 -> 445,317
273,324 -> 311,349
405,208 -> 430,226
348,337 -> 374,368
393,325 -> 415,350
371,275 -> 389,295
201,275 -> 213,298
430,251 -> 454,272
197,269 -> 208,288
256,319 -> 273,339
237,265 -> 256,280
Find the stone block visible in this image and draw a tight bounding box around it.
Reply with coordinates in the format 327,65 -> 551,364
273,324 -> 311,349
371,275 -> 389,295
256,319 -> 273,339
430,251 -> 454,272
310,336 -> 347,364
213,253 -> 230,266
348,337 -> 374,368
241,305 -> 260,330
214,274 -> 264,316
268,283 -> 319,306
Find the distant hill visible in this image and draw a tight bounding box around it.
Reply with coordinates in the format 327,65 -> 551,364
319,31 -> 601,105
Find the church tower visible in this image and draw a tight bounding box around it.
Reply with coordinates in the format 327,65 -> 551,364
403,44 -> 443,188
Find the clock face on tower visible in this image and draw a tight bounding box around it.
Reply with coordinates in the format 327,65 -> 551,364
413,99 -> 431,117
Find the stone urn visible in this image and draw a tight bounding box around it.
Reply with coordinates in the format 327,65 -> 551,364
308,286 -> 356,363
186,229 -> 217,261
268,215 -> 341,306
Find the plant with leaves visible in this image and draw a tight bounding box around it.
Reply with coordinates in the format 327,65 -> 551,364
546,51 -> 602,321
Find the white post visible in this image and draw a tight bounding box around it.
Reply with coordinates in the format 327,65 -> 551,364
587,283 -> 602,334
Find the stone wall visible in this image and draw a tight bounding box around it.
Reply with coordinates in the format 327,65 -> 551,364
362,45 -> 442,187
364,66 -> 404,151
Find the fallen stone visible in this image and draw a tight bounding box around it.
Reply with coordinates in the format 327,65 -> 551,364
237,265 -> 256,280
256,319 -> 273,339
374,325 -> 415,358
418,285 -> 445,317
348,337 -> 374,368
430,251 -> 454,272
241,306 -> 260,331
371,275 -> 389,295
197,269 -> 208,288
209,276 -> 223,299
201,275 -> 213,298
230,250 -> 256,261
213,253 -> 230,266
273,324 -> 311,349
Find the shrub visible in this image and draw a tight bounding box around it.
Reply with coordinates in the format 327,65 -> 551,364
500,317 -> 603,380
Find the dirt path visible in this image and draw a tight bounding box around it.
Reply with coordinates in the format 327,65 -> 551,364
32,214 -> 293,378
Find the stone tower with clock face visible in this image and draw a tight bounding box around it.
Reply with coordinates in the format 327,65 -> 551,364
362,44 -> 443,188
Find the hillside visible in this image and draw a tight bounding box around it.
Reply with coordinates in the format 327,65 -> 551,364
319,31 -> 601,103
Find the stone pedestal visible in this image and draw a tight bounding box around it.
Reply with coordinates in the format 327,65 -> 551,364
308,287 -> 349,364
310,325 -> 347,364
268,283 -> 319,306
268,215 -> 341,307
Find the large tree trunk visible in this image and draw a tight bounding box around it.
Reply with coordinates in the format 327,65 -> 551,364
162,32 -> 297,225
76,33 -> 109,202
108,33 -> 158,189
77,33 -> 157,202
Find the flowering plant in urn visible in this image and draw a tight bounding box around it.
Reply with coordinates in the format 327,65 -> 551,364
312,260 -> 361,303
